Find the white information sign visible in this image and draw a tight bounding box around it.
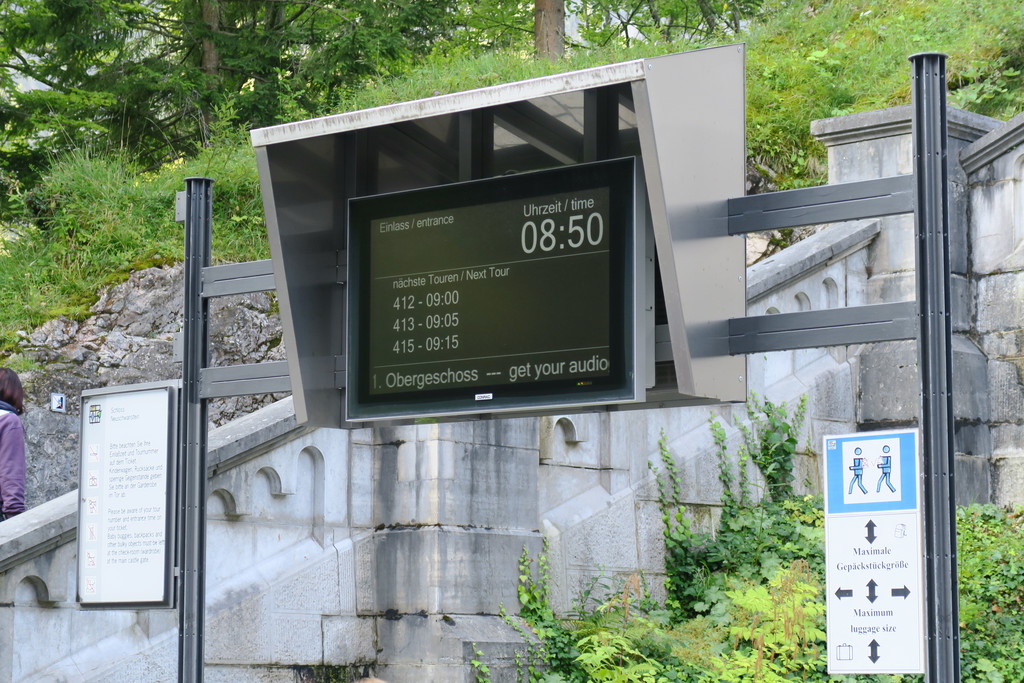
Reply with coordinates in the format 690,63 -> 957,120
77,382 -> 177,607
823,429 -> 924,674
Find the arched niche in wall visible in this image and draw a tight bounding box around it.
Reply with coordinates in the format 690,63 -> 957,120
298,446 -> 327,547
14,575 -> 52,606
209,487 -> 241,519
1015,153 -> 1024,249
795,292 -> 812,312
257,466 -> 289,498
823,277 -> 839,309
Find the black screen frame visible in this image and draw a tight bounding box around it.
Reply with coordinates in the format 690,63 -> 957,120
346,157 -> 639,421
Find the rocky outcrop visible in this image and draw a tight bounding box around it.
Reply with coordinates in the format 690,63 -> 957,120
13,263 -> 288,508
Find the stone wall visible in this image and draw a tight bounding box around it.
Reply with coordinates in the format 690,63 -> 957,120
961,111 -> 1024,505
811,105 -> 1004,506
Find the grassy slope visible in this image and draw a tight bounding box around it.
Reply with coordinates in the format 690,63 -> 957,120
746,0 -> 1024,186
2,0 -> 1023,355
0,134 -> 268,353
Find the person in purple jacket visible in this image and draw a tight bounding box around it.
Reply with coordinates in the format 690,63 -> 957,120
0,368 -> 26,520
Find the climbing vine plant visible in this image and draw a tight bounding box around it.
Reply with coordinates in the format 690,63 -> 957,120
736,393 -> 808,502
655,394 -> 815,620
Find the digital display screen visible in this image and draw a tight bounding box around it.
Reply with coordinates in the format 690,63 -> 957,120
346,157 -> 638,420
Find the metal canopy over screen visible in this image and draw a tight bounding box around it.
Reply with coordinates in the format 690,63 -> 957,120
251,45 -> 747,428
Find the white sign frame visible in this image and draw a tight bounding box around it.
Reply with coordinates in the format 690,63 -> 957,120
76,381 -> 179,609
823,428 -> 925,674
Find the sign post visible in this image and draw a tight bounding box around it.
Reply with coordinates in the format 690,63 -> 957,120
823,429 -> 925,675
178,176 -> 212,683
911,52 -> 961,681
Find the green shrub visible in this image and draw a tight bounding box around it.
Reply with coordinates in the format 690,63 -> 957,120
712,560 -> 826,681
518,500 -> 1024,681
659,494 -> 826,621
518,393 -> 1024,681
957,505 -> 1024,682
655,395 -> 817,620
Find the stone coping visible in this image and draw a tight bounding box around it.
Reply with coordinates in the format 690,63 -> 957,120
960,110 -> 1024,175
0,396 -> 308,574
0,491 -> 77,574
207,396 -> 310,476
746,219 -> 881,301
811,105 -> 999,147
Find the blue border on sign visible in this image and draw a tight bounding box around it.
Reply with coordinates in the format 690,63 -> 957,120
825,430 -> 917,514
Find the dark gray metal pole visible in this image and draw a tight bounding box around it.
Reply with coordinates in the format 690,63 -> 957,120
179,177 -> 212,683
910,53 -> 960,682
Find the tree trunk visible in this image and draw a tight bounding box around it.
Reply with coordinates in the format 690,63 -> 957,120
647,1 -> 671,42
198,0 -> 221,142
200,0 -> 221,78
694,0 -> 718,36
534,0 -> 564,61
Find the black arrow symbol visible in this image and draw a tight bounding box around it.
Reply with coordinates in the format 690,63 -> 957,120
891,585 -> 911,599
835,587 -> 853,599
868,639 -> 880,663
867,579 -> 878,603
865,520 -> 877,544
